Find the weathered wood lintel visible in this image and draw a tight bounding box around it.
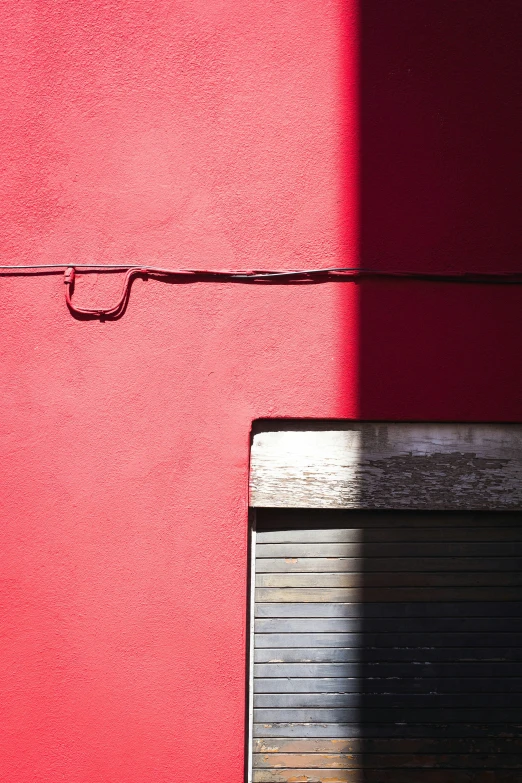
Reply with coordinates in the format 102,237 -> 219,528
250,422 -> 522,509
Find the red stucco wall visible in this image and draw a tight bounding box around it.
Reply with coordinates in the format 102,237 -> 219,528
0,2 -> 521,781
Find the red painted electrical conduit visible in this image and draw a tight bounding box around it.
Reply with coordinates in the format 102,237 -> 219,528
0,263 -> 521,317
63,266 -> 148,318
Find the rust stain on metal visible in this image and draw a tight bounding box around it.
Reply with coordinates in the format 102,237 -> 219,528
258,742 -> 279,752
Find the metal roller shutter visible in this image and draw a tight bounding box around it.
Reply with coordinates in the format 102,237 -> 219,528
251,509 -> 522,783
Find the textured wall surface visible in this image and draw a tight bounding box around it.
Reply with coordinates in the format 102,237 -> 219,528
0,2 -> 520,781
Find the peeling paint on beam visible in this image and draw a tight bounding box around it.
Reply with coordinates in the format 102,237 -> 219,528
250,423 -> 522,509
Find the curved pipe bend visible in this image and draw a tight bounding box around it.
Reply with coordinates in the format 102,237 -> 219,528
64,267 -> 148,318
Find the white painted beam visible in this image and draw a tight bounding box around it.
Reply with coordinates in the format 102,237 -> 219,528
250,423 -> 522,509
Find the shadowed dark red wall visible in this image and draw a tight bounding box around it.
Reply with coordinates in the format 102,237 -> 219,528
355,0 -> 522,419
0,2 -> 520,781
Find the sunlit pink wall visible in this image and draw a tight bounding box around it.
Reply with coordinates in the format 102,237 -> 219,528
0,3 -> 356,781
